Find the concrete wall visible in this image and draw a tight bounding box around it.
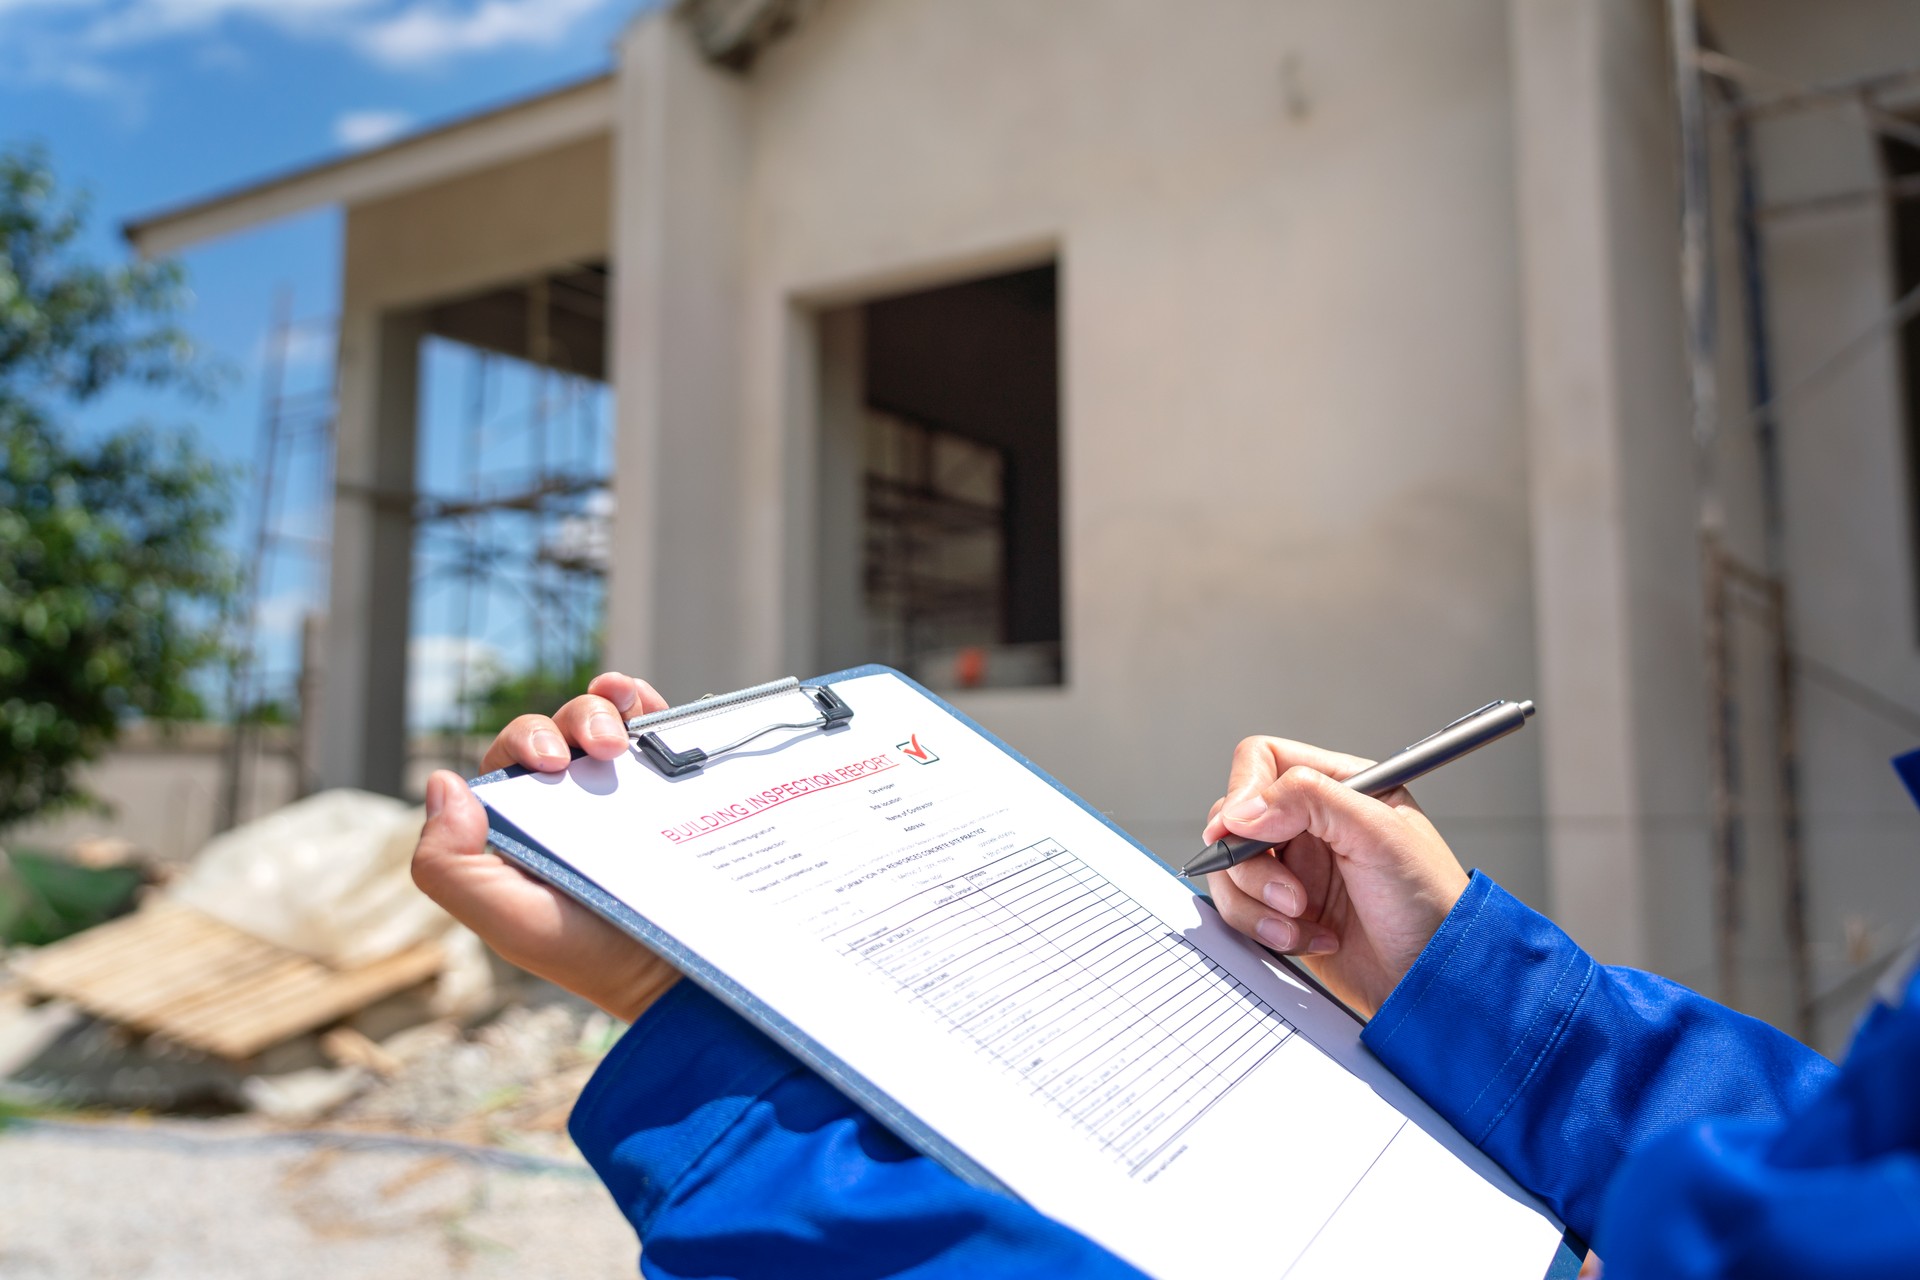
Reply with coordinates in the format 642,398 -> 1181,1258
5,728 -> 499,866
609,0 -> 1551,897
5,726 -> 300,866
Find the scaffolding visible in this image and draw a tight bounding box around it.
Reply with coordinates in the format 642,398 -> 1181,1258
861,410 -> 1010,671
218,291 -> 336,831
219,265 -> 613,824
1668,0 -> 1920,1039
410,274 -> 612,778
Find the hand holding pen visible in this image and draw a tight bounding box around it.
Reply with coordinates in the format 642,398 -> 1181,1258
1193,700 -> 1534,1019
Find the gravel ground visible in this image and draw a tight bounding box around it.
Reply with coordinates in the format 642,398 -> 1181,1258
0,1118 -> 640,1279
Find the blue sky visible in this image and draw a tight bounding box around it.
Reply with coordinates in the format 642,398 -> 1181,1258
3,0 -> 647,726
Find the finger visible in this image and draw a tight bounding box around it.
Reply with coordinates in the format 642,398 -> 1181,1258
555,693 -> 632,760
1205,866 -> 1338,956
480,713 -> 571,774
1217,765 -> 1409,866
411,771 -> 494,902
1225,851 -> 1311,919
1201,736 -> 1377,843
587,671 -> 669,719
1372,783 -> 1428,819
1206,868 -> 1277,941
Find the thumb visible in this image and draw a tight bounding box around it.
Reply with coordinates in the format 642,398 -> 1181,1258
412,771 -> 490,896
1219,765 -> 1406,862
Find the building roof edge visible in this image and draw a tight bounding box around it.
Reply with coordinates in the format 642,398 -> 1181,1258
123,71 -> 616,259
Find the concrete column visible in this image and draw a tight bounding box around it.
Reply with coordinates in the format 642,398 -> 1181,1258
812,306 -> 867,673
318,307 -> 423,797
1508,0 -> 1707,968
606,12 -> 752,699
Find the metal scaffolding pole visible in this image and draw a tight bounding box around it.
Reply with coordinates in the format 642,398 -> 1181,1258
218,289 -> 295,834
217,290 -> 338,829
1668,0 -> 1747,1011
1726,78 -> 1815,1044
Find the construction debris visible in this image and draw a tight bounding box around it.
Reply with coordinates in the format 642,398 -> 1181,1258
1,785 -> 626,1164
241,1062 -> 373,1122
325,1000 -> 618,1144
12,898 -> 446,1060
2,1000 -> 253,1113
320,1025 -> 405,1078
9,790 -> 490,1061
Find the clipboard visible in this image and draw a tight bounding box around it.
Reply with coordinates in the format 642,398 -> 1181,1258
472,664 -> 1583,1279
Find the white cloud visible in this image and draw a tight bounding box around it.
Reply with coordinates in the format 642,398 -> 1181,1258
333,107 -> 413,150
17,46 -> 129,97
354,0 -> 608,67
0,0 -> 104,13
251,591 -> 317,645
3,0 -> 620,85
538,487 -> 613,573
0,2 -> 130,102
82,0 -> 380,48
254,317 -> 337,370
409,634 -> 503,732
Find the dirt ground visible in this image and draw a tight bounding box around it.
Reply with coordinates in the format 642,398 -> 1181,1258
0,1118 -> 639,1279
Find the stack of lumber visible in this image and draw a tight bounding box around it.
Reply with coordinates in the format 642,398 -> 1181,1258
13,899 -> 443,1060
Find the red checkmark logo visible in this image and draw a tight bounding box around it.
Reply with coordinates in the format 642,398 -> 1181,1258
900,734 -> 936,763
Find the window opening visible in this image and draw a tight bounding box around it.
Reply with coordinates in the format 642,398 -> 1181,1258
852,262 -> 1062,689
863,411 -> 1008,668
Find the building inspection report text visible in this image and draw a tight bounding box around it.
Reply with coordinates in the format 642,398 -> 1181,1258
474,672 -> 1564,1279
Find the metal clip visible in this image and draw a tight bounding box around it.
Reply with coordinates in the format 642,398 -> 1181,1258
627,679 -> 855,777
1399,700 -> 1506,752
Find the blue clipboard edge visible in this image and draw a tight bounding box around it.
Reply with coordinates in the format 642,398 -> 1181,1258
473,663 -> 1586,1274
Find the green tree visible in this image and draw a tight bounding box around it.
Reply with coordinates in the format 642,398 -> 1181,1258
462,649 -> 606,738
0,146 -> 234,828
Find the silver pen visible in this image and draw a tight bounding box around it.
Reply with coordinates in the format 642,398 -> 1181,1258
1180,699 -> 1537,877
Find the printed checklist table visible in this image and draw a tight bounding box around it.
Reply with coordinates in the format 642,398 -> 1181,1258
837,839 -> 1294,1177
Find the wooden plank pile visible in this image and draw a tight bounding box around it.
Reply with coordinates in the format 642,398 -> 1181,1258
13,898 -> 443,1060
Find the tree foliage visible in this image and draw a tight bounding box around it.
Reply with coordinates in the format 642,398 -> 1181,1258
0,145 -> 234,828
461,649 -> 606,739
2,148 -> 201,401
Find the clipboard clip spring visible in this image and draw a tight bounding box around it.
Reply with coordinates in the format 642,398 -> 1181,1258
627,677 -> 855,777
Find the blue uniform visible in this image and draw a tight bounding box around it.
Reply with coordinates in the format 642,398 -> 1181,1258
570,872 -> 1920,1278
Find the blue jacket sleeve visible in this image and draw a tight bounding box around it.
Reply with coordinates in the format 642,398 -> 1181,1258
1363,872 -> 1920,1278
1361,872 -> 1834,1237
568,979 -> 1148,1280
1591,941 -> 1920,1279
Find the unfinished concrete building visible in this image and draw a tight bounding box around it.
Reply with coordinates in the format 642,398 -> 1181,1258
117,0 -> 1920,1052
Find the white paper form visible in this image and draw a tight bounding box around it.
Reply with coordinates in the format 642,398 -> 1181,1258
475,672 -> 1565,1279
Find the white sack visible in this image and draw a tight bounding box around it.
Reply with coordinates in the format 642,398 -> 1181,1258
171,789 -> 454,969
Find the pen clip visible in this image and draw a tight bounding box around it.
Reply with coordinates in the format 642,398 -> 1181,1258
1400,700 -> 1506,752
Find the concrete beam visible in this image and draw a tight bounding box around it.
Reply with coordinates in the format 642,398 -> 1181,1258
125,75 -> 614,260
